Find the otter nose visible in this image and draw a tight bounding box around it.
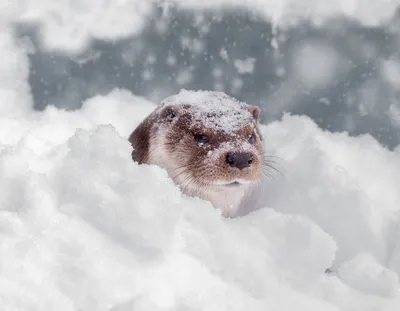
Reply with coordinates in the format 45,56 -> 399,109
226,152 -> 253,170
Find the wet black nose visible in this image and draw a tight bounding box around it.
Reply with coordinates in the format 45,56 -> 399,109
226,152 -> 254,170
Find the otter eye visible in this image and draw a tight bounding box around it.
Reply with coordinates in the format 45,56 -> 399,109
196,134 -> 209,144
248,132 -> 256,144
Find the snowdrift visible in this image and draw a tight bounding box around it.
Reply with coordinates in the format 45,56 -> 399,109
0,1 -> 400,310
1,87 -> 400,310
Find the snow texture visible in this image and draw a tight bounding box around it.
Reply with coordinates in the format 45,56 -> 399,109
291,42 -> 341,89
6,0 -> 400,54
1,85 -> 400,310
170,0 -> 400,28
1,1 -> 400,310
161,90 -> 255,134
234,58 -> 256,74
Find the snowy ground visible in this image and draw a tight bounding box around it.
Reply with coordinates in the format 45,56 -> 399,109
2,81 -> 400,311
1,1 -> 400,310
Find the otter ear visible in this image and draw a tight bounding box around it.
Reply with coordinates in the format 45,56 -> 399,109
160,105 -> 178,122
248,105 -> 260,122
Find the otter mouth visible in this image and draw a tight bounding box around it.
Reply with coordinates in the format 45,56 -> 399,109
225,181 -> 242,188
213,179 -> 255,187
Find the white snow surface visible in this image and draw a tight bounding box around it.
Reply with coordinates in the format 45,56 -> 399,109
2,69 -> 400,310
2,86 -> 400,311
1,2 -> 400,309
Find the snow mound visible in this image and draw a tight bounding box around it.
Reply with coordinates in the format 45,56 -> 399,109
161,89 -> 255,134
1,88 -> 400,310
1,2 -> 400,309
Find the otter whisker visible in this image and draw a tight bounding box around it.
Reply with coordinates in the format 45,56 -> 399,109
263,154 -> 283,160
263,162 -> 282,174
263,156 -> 285,175
260,162 -> 283,180
261,170 -> 274,180
129,89 -> 270,218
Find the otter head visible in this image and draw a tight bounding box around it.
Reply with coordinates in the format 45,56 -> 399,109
129,90 -> 265,216
135,90 -> 264,216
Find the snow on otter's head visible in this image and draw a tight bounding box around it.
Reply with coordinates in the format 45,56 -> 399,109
129,90 -> 265,217
160,90 -> 259,136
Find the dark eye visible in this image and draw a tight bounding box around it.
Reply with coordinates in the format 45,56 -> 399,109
196,134 -> 209,144
248,132 -> 255,144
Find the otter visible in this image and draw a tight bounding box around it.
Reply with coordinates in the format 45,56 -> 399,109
128,90 -> 265,217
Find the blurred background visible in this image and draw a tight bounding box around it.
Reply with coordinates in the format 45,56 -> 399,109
15,1 -> 400,149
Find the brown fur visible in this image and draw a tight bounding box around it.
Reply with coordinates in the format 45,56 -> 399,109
128,115 -> 154,164
162,105 -> 263,185
128,92 -> 265,216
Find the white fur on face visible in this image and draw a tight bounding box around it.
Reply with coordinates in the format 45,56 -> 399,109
147,126 -> 173,166
149,134 -> 256,216
211,179 -> 254,186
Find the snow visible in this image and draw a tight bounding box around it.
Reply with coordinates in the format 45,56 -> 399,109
4,0 -> 399,54
234,58 -> 256,75
170,0 -> 400,27
12,0 -> 153,54
291,42 -> 342,89
337,253 -> 399,297
381,59 -> 400,90
161,90 -> 256,134
1,82 -> 400,310
1,1 -> 400,310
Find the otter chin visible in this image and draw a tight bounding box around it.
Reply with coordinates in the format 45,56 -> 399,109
128,90 -> 265,217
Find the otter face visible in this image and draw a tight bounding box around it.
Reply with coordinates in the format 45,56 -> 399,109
147,92 -> 264,214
